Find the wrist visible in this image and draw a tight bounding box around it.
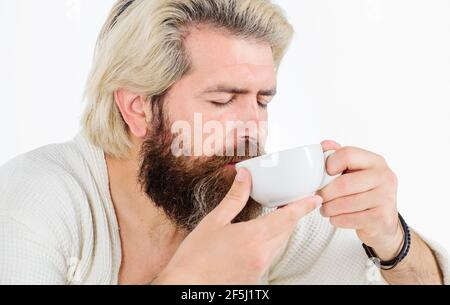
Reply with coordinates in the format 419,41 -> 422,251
373,221 -> 404,261
363,213 -> 412,271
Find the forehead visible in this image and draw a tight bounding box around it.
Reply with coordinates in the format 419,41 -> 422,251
182,25 -> 276,88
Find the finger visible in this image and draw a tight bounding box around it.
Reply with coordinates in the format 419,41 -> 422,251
329,209 -> 373,229
326,146 -> 386,176
317,169 -> 382,202
320,140 -> 342,152
207,167 -> 252,225
320,188 -> 383,217
328,207 -> 392,230
253,195 -> 322,238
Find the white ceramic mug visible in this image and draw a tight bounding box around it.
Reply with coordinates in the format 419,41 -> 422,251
235,144 -> 341,208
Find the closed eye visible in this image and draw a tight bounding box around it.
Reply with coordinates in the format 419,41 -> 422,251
209,97 -> 271,109
258,96 -> 274,108
258,100 -> 269,109
210,98 -> 235,108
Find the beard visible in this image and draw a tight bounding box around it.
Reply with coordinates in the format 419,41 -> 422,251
138,117 -> 264,232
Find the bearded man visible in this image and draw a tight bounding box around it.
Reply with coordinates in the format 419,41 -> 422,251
0,0 -> 447,284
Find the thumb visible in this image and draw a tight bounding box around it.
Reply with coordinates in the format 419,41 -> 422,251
207,167 -> 252,226
321,140 -> 341,152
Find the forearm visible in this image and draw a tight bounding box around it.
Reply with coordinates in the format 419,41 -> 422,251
380,230 -> 443,285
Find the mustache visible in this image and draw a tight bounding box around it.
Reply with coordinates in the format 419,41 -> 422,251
177,140 -> 264,174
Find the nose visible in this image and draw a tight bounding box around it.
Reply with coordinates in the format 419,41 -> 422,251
232,97 -> 266,144
238,97 -> 261,123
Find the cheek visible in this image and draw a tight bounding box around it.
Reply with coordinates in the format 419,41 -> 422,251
165,99 -> 195,123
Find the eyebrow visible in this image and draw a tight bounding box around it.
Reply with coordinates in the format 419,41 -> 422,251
202,86 -> 277,96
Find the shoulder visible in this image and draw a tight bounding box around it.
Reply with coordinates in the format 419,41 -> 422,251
0,138 -> 93,254
0,138 -> 90,207
0,134 -> 118,284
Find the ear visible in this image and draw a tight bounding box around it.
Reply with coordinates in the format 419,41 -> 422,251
114,89 -> 150,138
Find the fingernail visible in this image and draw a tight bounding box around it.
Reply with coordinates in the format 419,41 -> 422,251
314,195 -> 323,209
236,168 -> 247,182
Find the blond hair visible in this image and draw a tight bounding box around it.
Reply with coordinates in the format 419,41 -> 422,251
81,0 -> 294,158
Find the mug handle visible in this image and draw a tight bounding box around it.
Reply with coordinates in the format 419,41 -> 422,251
318,150 -> 341,190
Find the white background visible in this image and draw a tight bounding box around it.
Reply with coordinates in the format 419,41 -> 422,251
1,0 -> 449,251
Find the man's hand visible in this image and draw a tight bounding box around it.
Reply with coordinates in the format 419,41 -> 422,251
318,140 -> 402,260
153,168 -> 322,284
317,140 -> 444,284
